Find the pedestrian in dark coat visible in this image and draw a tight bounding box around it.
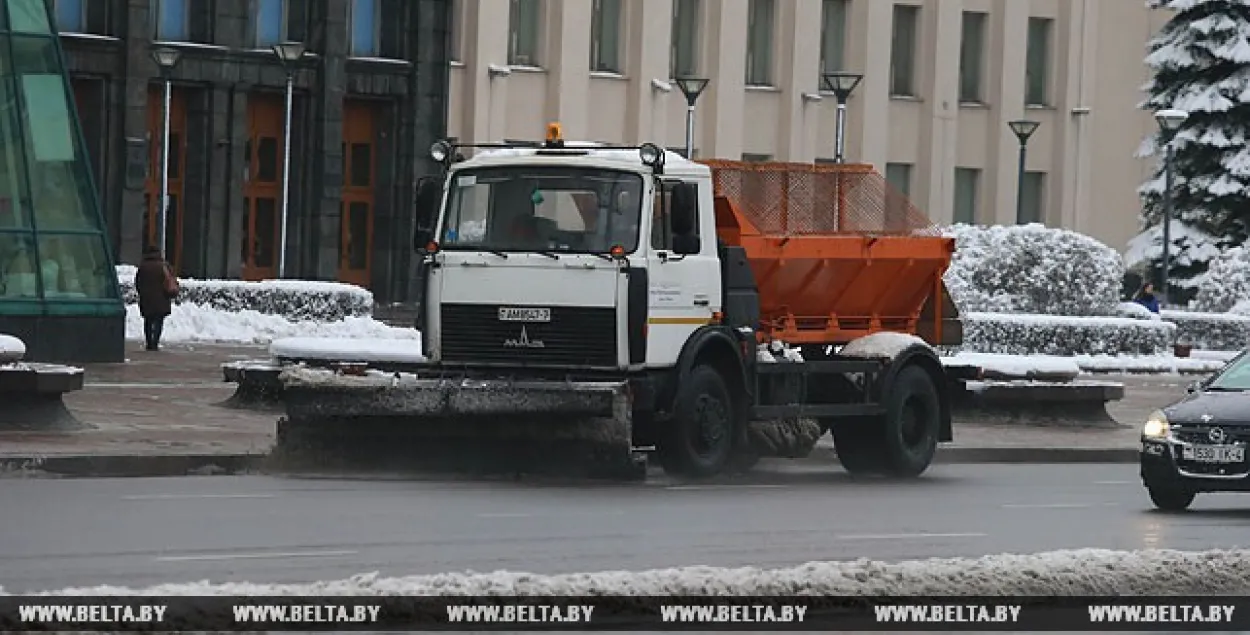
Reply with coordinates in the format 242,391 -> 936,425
134,246 -> 178,351
1135,282 -> 1161,314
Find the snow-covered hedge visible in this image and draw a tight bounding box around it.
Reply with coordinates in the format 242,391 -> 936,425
1160,309 -> 1250,352
116,265 -> 373,322
1191,246 -> 1250,312
961,312 -> 1175,356
943,224 -> 1124,316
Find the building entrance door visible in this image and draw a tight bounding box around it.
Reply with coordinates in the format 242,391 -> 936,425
242,94 -> 284,281
339,100 -> 377,288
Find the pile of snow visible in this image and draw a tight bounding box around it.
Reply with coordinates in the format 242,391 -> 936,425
943,224 -> 1124,316
944,352 -> 1226,376
757,341 -> 804,363
1160,309 -> 1250,352
271,337 -> 424,363
14,549 -> 1250,596
124,303 -> 417,345
1192,246 -> 1250,312
1114,301 -> 1160,321
116,265 -> 373,322
839,332 -> 930,359
961,312 -> 1175,356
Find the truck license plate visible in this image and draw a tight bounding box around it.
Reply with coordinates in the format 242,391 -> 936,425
1182,445 -> 1245,463
498,307 -> 551,322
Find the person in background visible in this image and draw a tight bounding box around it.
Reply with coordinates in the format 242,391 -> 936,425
135,246 -> 178,351
1135,282 -> 1161,314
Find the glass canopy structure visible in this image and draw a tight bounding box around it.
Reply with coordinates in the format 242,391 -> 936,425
0,0 -> 124,362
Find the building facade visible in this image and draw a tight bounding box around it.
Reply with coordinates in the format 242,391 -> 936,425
448,0 -> 1168,252
55,0 -> 451,302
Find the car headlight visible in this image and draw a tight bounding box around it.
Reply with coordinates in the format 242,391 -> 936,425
1143,410 -> 1170,439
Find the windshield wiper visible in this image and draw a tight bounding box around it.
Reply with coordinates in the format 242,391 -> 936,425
485,250 -> 509,259
1205,386 -> 1246,392
534,250 -> 560,260
591,253 -> 613,261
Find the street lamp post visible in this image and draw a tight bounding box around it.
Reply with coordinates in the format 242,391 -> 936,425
150,46 -> 181,260
675,77 -> 709,160
1008,120 -> 1041,223
1155,108 -> 1189,308
820,71 -> 863,163
272,41 -> 307,279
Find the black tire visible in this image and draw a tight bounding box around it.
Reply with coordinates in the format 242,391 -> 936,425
1147,484 -> 1195,512
657,365 -> 737,478
881,365 -> 941,477
831,418 -> 887,475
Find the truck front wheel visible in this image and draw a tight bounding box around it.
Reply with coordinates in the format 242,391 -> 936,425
658,365 -> 737,478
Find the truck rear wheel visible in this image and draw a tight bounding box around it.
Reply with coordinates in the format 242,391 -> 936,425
658,365 -> 737,478
881,365 -> 941,477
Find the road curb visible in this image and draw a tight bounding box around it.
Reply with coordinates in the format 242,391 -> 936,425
0,454 -> 267,478
0,445 -> 1139,478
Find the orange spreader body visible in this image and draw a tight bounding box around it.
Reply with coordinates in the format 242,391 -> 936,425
700,160 -> 958,347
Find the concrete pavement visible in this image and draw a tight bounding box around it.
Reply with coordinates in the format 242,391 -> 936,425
0,343 -> 1187,476
4,463 -> 1250,593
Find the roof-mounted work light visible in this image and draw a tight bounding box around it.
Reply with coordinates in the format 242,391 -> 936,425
544,122 -> 565,148
639,143 -> 665,172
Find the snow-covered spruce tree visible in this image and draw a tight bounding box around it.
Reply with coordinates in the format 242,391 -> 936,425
1134,0 -> 1250,303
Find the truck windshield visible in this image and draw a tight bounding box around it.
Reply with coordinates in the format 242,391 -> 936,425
439,166 -> 644,255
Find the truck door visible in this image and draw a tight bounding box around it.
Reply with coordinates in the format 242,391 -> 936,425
645,180 -> 719,367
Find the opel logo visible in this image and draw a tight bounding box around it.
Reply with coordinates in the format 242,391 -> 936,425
1208,427 -> 1228,444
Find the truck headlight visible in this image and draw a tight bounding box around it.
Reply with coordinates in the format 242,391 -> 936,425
1143,410 -> 1170,439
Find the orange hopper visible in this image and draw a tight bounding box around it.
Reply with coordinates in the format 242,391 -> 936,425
701,160 -> 962,347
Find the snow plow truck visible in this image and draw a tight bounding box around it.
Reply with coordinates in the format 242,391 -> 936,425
274,123 -> 967,480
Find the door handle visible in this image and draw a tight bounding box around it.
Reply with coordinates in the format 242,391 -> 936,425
694,299 -> 709,307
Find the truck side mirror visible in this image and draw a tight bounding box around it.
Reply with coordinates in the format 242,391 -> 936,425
669,183 -> 698,236
413,177 -> 443,250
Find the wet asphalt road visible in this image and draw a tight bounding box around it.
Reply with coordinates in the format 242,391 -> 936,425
3,463 -> 1250,594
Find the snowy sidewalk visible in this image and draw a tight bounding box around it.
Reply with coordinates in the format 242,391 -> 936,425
0,344 -> 1167,476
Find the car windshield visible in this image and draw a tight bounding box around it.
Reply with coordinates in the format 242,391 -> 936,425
439,166 -> 644,254
1206,352 -> 1250,391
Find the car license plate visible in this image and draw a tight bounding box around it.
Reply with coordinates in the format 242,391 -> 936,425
1182,445 -> 1245,463
498,307 -> 551,322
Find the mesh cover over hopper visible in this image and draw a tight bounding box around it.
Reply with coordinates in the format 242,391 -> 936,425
702,160 -> 960,347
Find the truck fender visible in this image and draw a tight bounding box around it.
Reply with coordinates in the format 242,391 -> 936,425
875,344 -> 952,442
663,326 -> 751,417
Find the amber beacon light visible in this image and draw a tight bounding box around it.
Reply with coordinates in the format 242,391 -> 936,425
545,122 -> 565,148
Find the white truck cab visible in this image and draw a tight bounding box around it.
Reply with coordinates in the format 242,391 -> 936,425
414,126 -> 721,373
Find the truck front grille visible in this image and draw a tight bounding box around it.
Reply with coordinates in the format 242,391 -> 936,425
440,303 -> 618,368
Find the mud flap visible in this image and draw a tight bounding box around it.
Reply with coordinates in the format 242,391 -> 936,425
270,368 -> 644,480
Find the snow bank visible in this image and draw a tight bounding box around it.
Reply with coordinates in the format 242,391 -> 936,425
943,224 -> 1123,316
1114,301 -> 1160,321
116,265 -> 373,322
271,337 -> 424,363
961,312 -> 1175,356
124,303 -> 417,345
14,549 -> 1250,596
944,352 -> 1225,376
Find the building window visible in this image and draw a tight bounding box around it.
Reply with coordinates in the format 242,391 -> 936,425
1026,17 -> 1052,106
745,0 -> 774,86
819,0 -> 848,82
885,162 -> 912,197
1018,171 -> 1046,224
958,12 -> 986,103
449,0 -> 463,62
151,0 -> 189,41
953,168 -> 979,224
508,0 -> 541,66
52,0 -> 85,32
890,5 -> 919,97
349,0 -> 380,56
670,0 -> 700,78
254,0 -> 308,48
590,0 -> 622,72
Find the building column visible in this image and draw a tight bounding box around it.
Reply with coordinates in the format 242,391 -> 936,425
1057,0 -> 1096,232
847,0 -> 893,170
118,0 -> 157,265
623,0 -> 671,145
700,0 -> 747,159
309,0 -> 350,280
988,1 -> 1030,225
223,89 -> 248,279
776,0 -> 821,162
460,0 -> 509,144
544,0 -> 593,138
917,0 -> 962,223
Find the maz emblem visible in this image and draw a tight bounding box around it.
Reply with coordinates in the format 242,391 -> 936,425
504,326 -> 545,348
1208,426 -> 1228,444
1201,413 -> 1214,423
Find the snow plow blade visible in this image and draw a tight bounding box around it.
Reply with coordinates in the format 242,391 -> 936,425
270,367 -> 643,480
